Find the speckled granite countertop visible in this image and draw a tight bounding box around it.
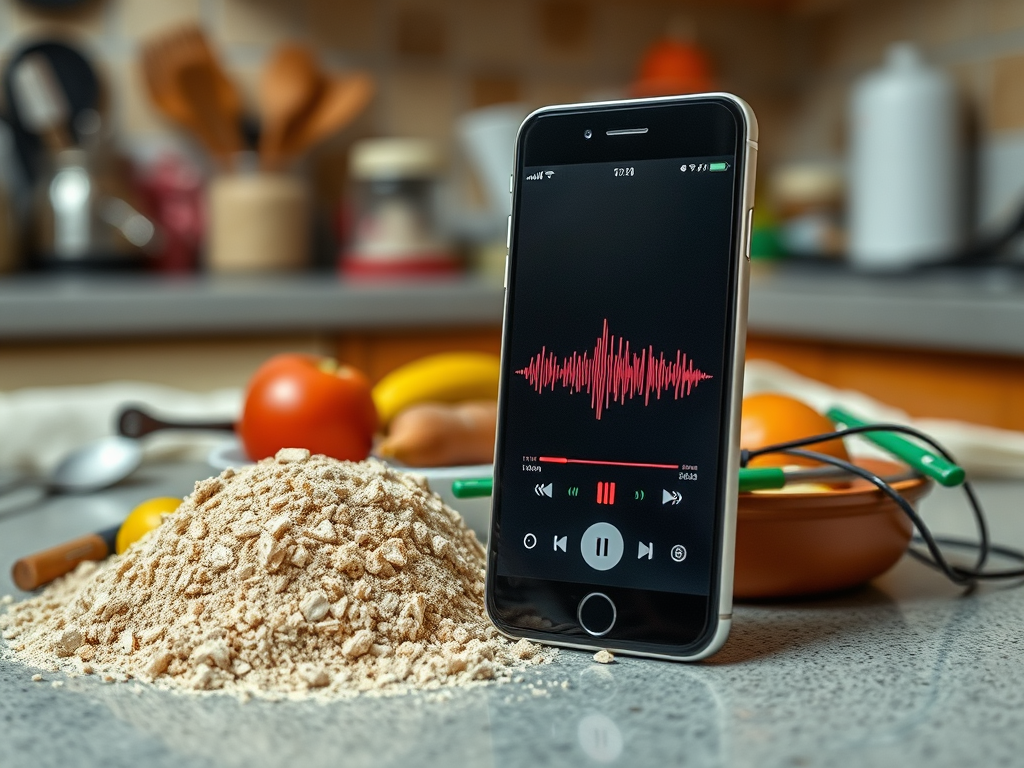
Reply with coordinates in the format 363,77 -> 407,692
1,462 -> 1023,768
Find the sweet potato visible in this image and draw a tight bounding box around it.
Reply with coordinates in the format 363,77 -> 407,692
377,400 -> 497,467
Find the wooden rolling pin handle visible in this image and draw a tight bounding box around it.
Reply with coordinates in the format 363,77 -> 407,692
12,526 -> 119,591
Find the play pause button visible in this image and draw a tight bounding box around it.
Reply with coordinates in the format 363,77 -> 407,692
637,541 -> 654,560
580,523 -> 624,571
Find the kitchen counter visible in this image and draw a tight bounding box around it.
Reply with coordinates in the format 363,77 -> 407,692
2,461 -> 1023,767
2,264 -> 1024,356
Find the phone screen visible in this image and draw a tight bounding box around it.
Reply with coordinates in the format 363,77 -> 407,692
489,99 -> 749,655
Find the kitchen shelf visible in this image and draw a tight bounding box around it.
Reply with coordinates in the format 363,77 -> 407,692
748,261 -> 1024,358
2,265 -> 1023,357
0,274 -> 506,341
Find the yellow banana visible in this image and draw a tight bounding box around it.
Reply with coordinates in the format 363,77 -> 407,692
372,352 -> 501,426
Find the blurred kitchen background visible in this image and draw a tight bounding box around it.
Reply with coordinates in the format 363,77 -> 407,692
3,0 -> 1024,433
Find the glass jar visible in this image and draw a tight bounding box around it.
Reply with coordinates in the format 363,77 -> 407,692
341,138 -> 457,278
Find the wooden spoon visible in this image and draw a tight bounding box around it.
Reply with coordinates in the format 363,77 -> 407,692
279,72 -> 374,164
173,27 -> 243,160
259,44 -> 323,170
140,25 -> 243,164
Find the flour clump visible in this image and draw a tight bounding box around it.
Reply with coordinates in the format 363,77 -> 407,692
0,451 -> 551,698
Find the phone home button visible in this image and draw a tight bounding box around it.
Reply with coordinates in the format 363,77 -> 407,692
578,592 -> 617,637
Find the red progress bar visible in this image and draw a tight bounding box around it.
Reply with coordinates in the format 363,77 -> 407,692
539,456 -> 679,470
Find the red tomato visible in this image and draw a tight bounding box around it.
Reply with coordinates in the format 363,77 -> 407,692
239,354 -> 378,462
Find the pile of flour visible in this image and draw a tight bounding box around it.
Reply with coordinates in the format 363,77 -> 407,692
0,449 -> 549,699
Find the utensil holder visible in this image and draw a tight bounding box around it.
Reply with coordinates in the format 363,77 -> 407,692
207,173 -> 309,272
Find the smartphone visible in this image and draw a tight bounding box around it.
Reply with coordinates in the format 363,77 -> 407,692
485,94 -> 757,660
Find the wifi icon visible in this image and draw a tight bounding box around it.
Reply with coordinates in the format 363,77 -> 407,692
544,171 -> 555,178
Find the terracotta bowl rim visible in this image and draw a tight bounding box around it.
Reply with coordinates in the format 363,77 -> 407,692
738,458 -> 932,521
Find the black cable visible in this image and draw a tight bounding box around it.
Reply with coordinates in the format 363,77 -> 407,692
745,422 -> 995,573
780,447 -> 979,586
742,428 -> 1024,587
910,535 -> 1024,578
745,422 -> 993,571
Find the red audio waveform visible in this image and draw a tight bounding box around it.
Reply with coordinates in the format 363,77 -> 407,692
516,319 -> 713,420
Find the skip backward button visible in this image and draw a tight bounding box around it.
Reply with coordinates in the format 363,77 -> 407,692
554,535 -> 567,552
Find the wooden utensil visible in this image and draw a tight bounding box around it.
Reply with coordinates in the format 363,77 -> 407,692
258,44 -> 323,170
279,72 -> 374,164
12,496 -> 180,591
140,25 -> 243,164
12,525 -> 119,591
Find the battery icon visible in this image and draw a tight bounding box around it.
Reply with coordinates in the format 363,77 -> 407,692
709,162 -> 730,172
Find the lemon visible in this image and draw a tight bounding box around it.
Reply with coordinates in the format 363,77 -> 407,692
116,496 -> 182,554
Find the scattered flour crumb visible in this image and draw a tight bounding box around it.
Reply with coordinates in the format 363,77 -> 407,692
1,453 -> 554,699
31,674 -> 42,682
593,650 -> 615,664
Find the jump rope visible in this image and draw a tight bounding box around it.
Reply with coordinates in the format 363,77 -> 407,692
742,419 -> 1024,588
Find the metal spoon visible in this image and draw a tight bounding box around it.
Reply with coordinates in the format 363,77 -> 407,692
0,435 -> 143,500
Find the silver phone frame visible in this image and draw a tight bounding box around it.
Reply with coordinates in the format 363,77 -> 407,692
486,92 -> 757,662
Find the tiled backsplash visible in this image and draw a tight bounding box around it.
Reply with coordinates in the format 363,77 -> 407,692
781,0 -> 1024,226
2,0 -> 1024,222
783,0 -> 1024,151
0,0 -> 791,165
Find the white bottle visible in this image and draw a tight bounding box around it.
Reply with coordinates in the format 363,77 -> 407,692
849,43 -> 963,270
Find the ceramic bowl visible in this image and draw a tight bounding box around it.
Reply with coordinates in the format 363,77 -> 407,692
734,458 -> 931,599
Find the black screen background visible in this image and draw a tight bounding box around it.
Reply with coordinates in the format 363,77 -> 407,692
495,155 -> 738,597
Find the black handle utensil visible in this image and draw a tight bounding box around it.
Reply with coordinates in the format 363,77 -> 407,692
117,405 -> 236,438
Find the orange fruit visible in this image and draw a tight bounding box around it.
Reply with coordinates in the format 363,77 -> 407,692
740,393 -> 849,468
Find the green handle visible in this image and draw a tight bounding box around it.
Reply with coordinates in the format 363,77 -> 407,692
737,467 -> 787,493
826,406 -> 965,487
452,478 -> 494,498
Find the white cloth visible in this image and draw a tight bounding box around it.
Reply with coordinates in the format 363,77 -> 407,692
743,359 -> 1024,478
0,381 -> 242,476
1,361 -> 1023,479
